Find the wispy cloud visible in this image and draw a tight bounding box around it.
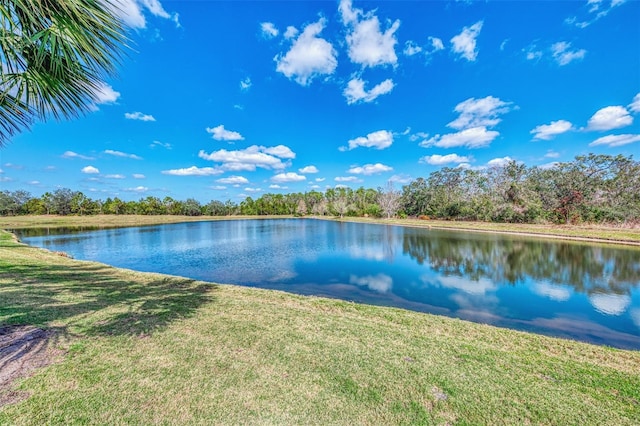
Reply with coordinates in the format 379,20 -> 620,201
551,42 -> 586,66
150,140 -> 172,149
161,166 -> 223,176
104,149 -> 143,160
589,134 -> 640,147
451,21 -> 483,61
343,78 -> 394,104
62,151 -> 95,160
260,22 -> 279,38
240,77 -> 252,91
125,111 -> 156,122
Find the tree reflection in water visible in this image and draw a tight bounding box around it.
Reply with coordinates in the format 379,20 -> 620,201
402,229 -> 639,297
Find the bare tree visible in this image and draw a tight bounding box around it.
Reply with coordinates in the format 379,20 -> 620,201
378,181 -> 401,218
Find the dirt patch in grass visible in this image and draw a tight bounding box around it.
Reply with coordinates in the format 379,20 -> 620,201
0,325 -> 63,408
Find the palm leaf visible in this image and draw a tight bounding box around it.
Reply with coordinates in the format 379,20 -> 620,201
0,0 -> 127,146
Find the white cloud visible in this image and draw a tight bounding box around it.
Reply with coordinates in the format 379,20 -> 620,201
589,134 -> 640,147
150,140 -> 171,149
544,150 -> 560,158
530,120 -> 574,140
125,111 -> 155,122
422,96 -> 512,150
551,41 -> 586,66
92,83 -> 120,105
429,36 -> 445,51
522,45 -> 544,61
343,78 -> 394,104
262,145 -> 296,159
587,106 -> 633,131
284,26 -> 298,39
435,275 -> 496,296
104,149 -> 142,160
271,172 -> 306,183
240,77 -> 252,91
269,184 -> 285,189
104,174 -> 125,179
210,185 -> 227,190
566,0 -> 627,28
275,18 -> 337,86
589,292 -> 630,316
420,36 -> 446,62
261,22 -> 279,38
123,186 -> 149,193
350,274 -> 393,293
389,174 -> 412,185
112,0 -> 146,28
141,0 -> 171,19
448,96 -> 513,130
62,151 -> 94,160
421,126 -> 500,149
200,145 -> 294,171
533,282 -> 570,302
487,156 -> 514,167
299,165 -> 319,174
206,125 -> 244,141
421,154 -> 472,165
216,176 -> 249,185
81,166 -> 100,174
629,93 -> 640,113
450,21 -> 483,61
335,176 -> 361,182
340,0 -> 400,68
343,130 -> 393,151
347,163 -> 393,175
132,174 -> 146,179
244,187 -> 262,193
161,166 -> 223,176
403,41 -> 422,56
315,178 -> 325,182
409,131 -> 429,142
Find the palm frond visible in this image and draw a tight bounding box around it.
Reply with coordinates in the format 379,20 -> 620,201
0,0 -> 127,146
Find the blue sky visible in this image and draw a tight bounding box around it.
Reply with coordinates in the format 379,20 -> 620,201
1,0 -> 639,202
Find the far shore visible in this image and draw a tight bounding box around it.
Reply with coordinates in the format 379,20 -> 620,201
2,214 -> 640,247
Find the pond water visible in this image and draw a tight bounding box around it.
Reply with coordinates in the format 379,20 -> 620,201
15,219 -> 640,349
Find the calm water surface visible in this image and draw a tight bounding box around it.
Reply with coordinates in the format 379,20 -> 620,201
16,219 -> 640,349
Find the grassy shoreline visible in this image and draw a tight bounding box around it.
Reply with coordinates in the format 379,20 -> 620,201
1,216 -> 640,424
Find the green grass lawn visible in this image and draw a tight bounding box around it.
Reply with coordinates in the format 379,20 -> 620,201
1,228 -> 639,425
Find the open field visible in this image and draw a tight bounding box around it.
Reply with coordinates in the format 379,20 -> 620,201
339,217 -> 640,246
1,225 -> 639,424
1,214 -> 640,245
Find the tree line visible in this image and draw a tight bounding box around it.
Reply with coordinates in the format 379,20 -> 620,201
1,154 -> 639,224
